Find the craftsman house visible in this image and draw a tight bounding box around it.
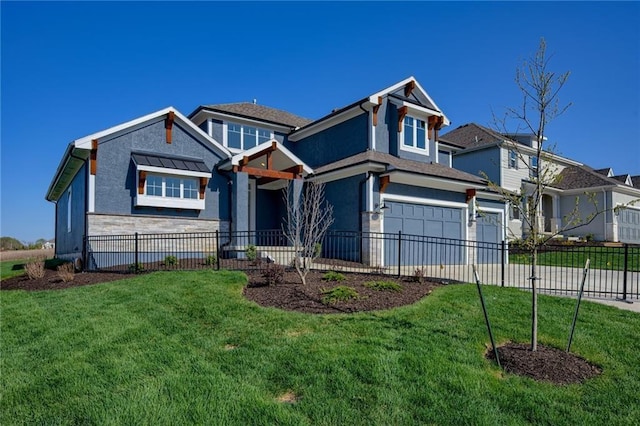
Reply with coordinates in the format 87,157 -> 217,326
441,123 -> 640,244
46,77 -> 508,267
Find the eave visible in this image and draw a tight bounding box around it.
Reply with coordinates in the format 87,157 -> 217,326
45,145 -> 90,201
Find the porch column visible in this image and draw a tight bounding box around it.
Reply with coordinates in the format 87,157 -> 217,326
550,195 -> 560,234
466,189 -> 477,266
232,172 -> 249,253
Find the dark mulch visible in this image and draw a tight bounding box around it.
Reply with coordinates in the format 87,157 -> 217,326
487,342 -> 602,385
243,269 -> 437,314
1,269 -> 138,291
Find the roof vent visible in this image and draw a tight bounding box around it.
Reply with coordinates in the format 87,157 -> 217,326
253,99 -> 257,105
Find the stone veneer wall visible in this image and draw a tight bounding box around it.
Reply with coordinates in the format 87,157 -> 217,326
88,213 -> 229,235
361,211 -> 382,266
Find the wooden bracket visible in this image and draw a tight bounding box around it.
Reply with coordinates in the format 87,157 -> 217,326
404,80 -> 416,97
428,116 -> 444,140
90,139 -> 98,175
199,177 -> 208,199
466,188 -> 476,203
372,96 -> 382,126
165,111 -> 175,144
379,175 -> 390,194
138,171 -> 147,195
397,106 -> 408,132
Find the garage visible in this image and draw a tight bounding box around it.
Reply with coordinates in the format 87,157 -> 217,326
476,212 -> 502,264
618,207 -> 640,244
383,201 -> 465,266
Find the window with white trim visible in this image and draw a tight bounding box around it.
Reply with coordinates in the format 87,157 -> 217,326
227,123 -> 271,150
508,150 -> 518,169
144,174 -> 199,200
401,116 -> 428,153
530,156 -> 539,178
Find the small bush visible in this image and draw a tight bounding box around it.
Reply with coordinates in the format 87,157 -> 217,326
322,271 -> 346,282
57,262 -> 75,282
164,255 -> 179,266
25,258 -> 45,280
364,280 -> 402,292
313,243 -> 322,258
128,263 -> 145,273
262,263 -> 285,285
246,245 -> 258,261
321,285 -> 359,304
204,254 -> 217,266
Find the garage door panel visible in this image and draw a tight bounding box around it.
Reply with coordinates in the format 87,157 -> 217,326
619,208 -> 640,244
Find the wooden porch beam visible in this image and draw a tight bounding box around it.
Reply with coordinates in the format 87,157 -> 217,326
165,111 -> 175,144
234,166 -> 299,180
397,106 -> 408,133
240,141 -> 278,166
379,175 -> 390,193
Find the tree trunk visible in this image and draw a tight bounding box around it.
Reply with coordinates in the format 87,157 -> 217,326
531,247 -> 538,351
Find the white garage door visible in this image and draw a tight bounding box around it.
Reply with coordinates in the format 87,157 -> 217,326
619,208 -> 640,244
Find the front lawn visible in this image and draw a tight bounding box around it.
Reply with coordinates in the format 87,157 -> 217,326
510,246 -> 640,271
2,270 -> 639,425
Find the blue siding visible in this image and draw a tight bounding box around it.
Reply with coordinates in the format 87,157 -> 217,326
385,183 -> 467,204
325,174 -> 365,232
438,150 -> 451,165
453,147 -> 501,183
289,114 -> 368,168
94,120 -> 228,220
383,101 -> 436,163
256,186 -> 285,230
56,163 -> 87,257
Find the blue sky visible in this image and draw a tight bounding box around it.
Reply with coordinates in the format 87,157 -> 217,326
1,1 -> 639,243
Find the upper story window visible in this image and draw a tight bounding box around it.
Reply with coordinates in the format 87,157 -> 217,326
530,156 -> 539,178
401,116 -> 428,154
508,150 -> 518,169
227,123 -> 271,150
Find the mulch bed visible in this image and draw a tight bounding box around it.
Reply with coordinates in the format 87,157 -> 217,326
487,342 -> 602,385
243,270 -> 437,314
3,266 -> 603,385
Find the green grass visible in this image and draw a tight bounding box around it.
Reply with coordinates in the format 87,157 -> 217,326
2,270 -> 640,425
510,246 -> 640,271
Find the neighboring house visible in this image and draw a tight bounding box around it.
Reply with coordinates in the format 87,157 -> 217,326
42,241 -> 55,250
46,77 -> 508,268
441,123 -> 640,244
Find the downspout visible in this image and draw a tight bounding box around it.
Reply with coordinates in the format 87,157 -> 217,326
603,188 -> 607,241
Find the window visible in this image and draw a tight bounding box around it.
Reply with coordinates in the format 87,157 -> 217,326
530,156 -> 539,178
226,123 -> 272,150
145,174 -> 199,200
67,188 -> 72,233
401,116 -> 428,153
508,150 -> 518,169
509,202 -> 521,220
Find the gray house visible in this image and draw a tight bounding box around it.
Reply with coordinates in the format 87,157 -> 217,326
47,77 -> 508,267
441,123 -> 640,244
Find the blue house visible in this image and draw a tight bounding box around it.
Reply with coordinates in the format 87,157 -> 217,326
47,77 -> 508,267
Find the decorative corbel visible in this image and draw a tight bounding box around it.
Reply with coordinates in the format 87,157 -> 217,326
138,171 -> 147,195
165,111 -> 175,144
379,175 -> 390,194
404,80 -> 416,97
90,139 -> 98,175
199,177 -> 208,199
372,96 -> 382,126
397,106 -> 408,133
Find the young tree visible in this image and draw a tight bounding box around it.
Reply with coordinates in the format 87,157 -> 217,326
282,181 -> 334,285
495,38 -> 571,351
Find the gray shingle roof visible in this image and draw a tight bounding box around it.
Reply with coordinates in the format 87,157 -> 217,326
438,123 -> 511,149
132,152 -> 210,173
593,167 -> 613,177
632,176 -> 640,188
201,103 -> 313,128
553,165 -> 625,190
611,175 -> 631,184
314,151 -> 486,185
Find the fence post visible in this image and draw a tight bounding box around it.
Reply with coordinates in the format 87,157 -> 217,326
501,240 -> 505,287
397,230 -> 402,278
82,236 -> 87,272
216,230 -> 220,271
622,243 -> 629,301
134,232 -> 139,273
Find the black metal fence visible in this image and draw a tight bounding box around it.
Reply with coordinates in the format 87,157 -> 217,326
85,230 -> 640,300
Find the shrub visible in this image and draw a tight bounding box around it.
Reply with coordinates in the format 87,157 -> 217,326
322,271 -> 346,282
57,262 -> 75,282
246,245 -> 258,261
128,263 -> 145,273
364,280 -> 402,292
262,263 -> 285,285
164,255 -> 179,267
321,285 -> 359,304
25,258 -> 45,280
313,243 -> 322,258
204,254 -> 217,266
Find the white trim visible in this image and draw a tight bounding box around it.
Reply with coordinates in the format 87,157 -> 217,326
135,195 -> 205,210
136,164 -> 210,178
370,110 -> 376,151
307,162 -> 386,184
221,140 -> 314,175
207,119 -> 213,137
191,109 -> 294,134
368,174 -> 374,212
